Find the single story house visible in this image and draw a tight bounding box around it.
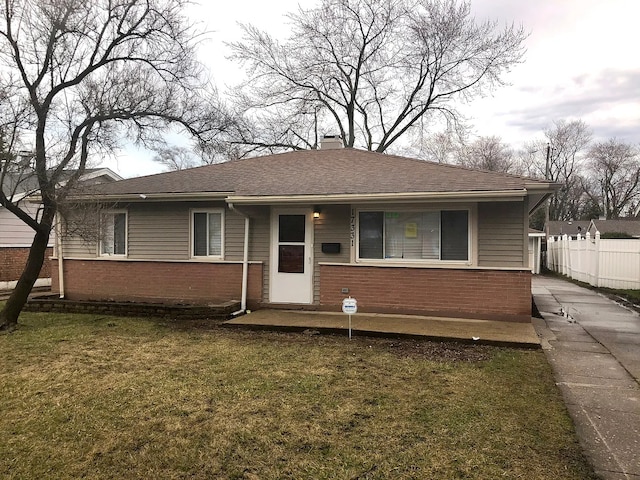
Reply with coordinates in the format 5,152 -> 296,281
1,168 -> 121,290
55,143 -> 556,322
545,220 -> 590,239
587,218 -> 640,238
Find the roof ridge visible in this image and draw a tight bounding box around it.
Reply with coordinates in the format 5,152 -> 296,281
225,148 -> 550,184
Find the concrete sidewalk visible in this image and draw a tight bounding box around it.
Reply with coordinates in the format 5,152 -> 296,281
532,275 -> 640,480
225,309 -> 541,348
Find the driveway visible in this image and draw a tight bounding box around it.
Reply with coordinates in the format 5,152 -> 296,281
532,275 -> 640,480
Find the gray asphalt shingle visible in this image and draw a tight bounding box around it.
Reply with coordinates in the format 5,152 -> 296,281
93,149 -> 550,197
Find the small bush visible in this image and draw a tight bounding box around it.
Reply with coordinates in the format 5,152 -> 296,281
600,231 -> 635,239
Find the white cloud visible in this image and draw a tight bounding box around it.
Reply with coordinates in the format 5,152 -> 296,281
464,0 -> 640,146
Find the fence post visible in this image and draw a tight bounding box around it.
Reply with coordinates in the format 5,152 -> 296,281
576,233 -> 582,282
585,232 -> 592,285
564,234 -> 571,277
594,231 -> 600,287
557,235 -> 562,274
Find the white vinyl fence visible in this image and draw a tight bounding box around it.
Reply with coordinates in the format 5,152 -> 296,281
547,232 -> 640,289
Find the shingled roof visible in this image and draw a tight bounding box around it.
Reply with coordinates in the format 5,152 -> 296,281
92,149 -> 552,199
545,220 -> 590,237
590,219 -> 640,238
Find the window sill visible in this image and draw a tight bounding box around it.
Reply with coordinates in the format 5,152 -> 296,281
356,260 -> 471,268
318,261 -> 530,272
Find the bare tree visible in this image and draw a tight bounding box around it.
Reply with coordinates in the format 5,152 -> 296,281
458,135 -> 519,173
0,0 -> 223,330
406,123 -> 469,164
585,139 -> 640,219
153,146 -> 202,171
523,120 -> 592,221
227,0 -> 526,153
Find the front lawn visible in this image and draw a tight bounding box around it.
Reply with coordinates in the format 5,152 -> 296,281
0,310 -> 595,479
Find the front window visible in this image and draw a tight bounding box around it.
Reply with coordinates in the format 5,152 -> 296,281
358,209 -> 469,261
100,211 -> 127,256
192,210 -> 224,258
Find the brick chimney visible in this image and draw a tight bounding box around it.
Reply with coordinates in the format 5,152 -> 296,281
320,135 -> 343,150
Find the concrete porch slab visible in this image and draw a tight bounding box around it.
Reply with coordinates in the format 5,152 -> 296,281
224,310 -> 540,348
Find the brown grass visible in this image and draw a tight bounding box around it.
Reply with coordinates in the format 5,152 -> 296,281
0,310 -> 596,479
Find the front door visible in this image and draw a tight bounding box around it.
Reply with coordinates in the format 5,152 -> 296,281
270,209 -> 313,304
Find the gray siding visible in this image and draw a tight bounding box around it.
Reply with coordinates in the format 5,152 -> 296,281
60,208 -> 97,257
224,209 -> 246,261
224,205 -> 270,302
0,204 -> 54,247
478,201 -> 526,267
249,207 -> 271,303
62,234 -> 96,257
225,207 -> 272,262
313,205 -> 351,303
62,201 -> 230,260
128,203 -> 190,260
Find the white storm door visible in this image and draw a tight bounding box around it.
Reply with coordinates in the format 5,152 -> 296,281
270,209 -> 313,304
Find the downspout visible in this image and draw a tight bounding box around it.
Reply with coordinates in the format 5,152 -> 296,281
55,214 -> 65,298
228,203 -> 249,315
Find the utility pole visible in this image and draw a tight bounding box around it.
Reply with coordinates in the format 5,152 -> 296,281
544,143 -> 551,236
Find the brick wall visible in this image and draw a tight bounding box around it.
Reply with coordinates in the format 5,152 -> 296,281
319,264 -> 532,322
0,247 -> 52,282
51,259 -> 263,307
49,259 -> 530,322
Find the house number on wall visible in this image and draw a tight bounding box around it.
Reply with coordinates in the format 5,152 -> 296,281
350,208 -> 356,247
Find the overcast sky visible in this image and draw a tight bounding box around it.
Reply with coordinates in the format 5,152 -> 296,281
110,0 -> 640,177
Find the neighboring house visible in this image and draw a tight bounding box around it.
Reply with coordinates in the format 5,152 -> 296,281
587,218 -> 640,238
55,144 -> 556,323
0,168 -> 122,290
545,220 -> 590,239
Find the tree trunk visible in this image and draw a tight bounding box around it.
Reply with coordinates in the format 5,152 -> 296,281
0,228 -> 51,331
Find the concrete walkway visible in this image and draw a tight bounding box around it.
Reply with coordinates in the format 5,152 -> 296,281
532,275 -> 640,480
225,309 -> 540,347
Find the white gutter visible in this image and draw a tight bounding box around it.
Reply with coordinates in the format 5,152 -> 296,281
67,191 -> 234,203
55,214 -> 65,298
228,203 -> 250,315
226,189 -> 529,205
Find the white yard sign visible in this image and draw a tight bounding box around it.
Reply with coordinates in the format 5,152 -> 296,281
342,297 -> 357,339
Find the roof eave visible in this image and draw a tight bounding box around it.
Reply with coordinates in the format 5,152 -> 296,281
226,190 -> 528,205
68,191 -> 234,202
526,182 -> 561,214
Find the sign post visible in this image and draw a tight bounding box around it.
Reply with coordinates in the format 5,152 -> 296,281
341,297 -> 357,340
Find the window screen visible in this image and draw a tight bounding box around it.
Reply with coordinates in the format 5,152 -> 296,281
193,211 -> 222,257
358,209 -> 468,261
113,213 -> 126,255
441,210 -> 468,260
101,212 -> 126,255
359,211 -> 383,259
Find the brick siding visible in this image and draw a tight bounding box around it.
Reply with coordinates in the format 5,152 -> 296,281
50,259 -> 530,322
0,247 -> 52,282
51,259 -> 263,307
319,264 -> 532,322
